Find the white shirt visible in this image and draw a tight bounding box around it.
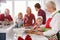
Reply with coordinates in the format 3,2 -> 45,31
43,10 -> 60,36
16,18 -> 24,27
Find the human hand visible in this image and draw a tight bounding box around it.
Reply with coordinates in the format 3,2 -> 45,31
36,32 -> 43,35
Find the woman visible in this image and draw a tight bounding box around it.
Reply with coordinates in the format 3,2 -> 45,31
0,9 -> 13,22
34,3 -> 46,25
35,1 -> 60,40
24,7 -> 36,27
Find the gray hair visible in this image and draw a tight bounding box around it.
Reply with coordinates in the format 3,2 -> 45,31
46,1 -> 56,10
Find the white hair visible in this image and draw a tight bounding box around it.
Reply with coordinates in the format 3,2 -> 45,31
46,1 -> 56,10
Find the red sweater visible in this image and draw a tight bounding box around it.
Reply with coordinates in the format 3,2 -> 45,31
0,14 -> 13,21
38,9 -> 46,24
24,13 -> 36,26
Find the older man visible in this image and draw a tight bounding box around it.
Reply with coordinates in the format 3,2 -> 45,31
0,9 -> 13,22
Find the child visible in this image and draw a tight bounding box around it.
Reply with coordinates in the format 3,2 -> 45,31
32,16 -> 44,32
25,16 -> 44,34
33,16 -> 51,32
15,12 -> 24,28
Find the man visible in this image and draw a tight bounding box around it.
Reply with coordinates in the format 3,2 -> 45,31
34,3 -> 46,24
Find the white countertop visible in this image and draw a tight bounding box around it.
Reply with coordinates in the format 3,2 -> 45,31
13,28 -> 48,40
0,24 -> 15,33
0,25 -> 48,40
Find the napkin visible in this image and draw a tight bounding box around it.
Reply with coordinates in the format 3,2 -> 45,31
18,36 -> 24,40
25,35 -> 32,40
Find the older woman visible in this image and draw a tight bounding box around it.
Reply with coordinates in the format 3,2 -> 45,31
24,7 -> 36,27
35,1 -> 60,40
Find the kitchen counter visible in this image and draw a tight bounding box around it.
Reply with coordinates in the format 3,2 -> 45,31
0,24 -> 16,40
13,28 -> 48,40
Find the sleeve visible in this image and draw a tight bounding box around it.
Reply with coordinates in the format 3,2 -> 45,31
21,19 -> 24,25
24,15 -> 28,24
0,14 -> 4,21
42,11 -> 46,24
33,14 -> 36,25
38,10 -> 46,24
8,15 -> 13,21
43,13 -> 60,36
15,18 -> 18,23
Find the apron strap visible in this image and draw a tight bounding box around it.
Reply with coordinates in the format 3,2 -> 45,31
52,10 -> 60,18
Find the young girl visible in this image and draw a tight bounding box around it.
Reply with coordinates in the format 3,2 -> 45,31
25,16 -> 44,34
15,12 -> 24,28
32,16 -> 44,32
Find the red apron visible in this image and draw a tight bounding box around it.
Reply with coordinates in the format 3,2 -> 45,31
46,11 -> 59,28
46,18 -> 52,28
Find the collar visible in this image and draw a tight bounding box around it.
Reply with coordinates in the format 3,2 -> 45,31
38,9 -> 41,13
51,10 -> 57,16
49,10 -> 58,18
